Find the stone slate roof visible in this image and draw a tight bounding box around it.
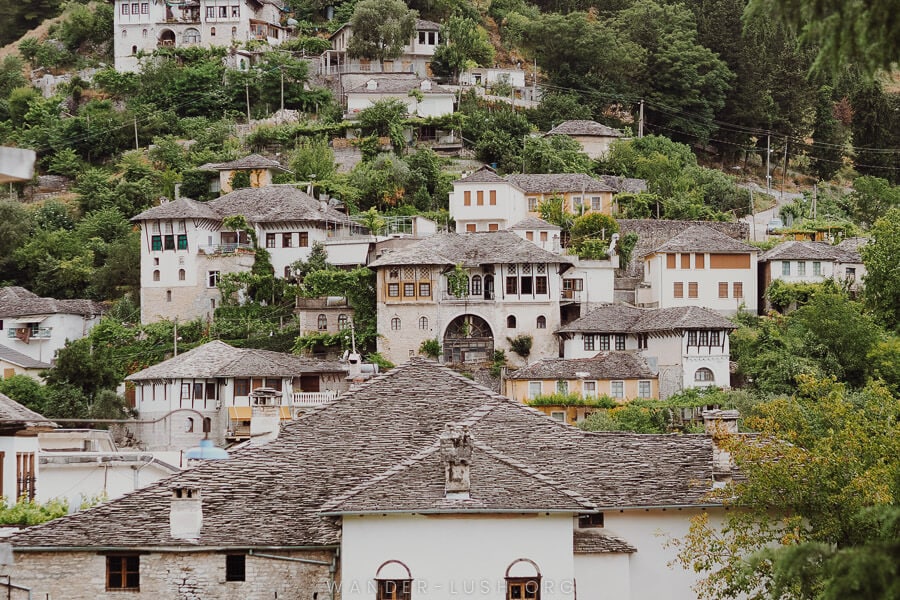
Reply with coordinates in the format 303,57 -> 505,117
759,240 -> 850,262
599,175 -> 647,194
573,529 -> 637,554
12,359 -> 717,549
368,231 -> 574,269
198,153 -> 289,173
322,440 -> 597,514
558,304 -> 735,334
415,18 -> 440,30
126,341 -> 348,381
546,121 -> 625,138
0,346 -> 52,369
508,353 -> 655,380
508,216 -> 561,231
0,287 -> 105,319
652,225 -> 756,254
835,237 -> 867,260
0,391 -> 56,428
132,186 -> 354,226
507,173 -> 616,194
453,166 -> 506,184
346,77 -> 452,95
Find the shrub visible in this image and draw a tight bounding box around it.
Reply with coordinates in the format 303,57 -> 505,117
419,338 -> 441,359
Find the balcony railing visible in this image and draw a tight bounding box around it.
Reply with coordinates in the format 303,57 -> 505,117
441,291 -> 495,302
292,391 -> 339,407
7,327 -> 52,339
561,289 -> 583,301
199,243 -> 255,255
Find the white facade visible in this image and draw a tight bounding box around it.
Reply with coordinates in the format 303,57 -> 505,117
0,312 -> 102,364
450,179 -> 527,233
113,0 -> 287,72
0,434 -> 40,506
460,68 -> 527,88
562,256 -> 618,307
346,81 -> 455,119
321,21 -> 439,77
638,251 -> 758,315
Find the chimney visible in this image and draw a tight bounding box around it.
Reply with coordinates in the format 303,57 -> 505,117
702,410 -> 739,484
170,486 -> 202,541
250,387 -> 282,446
439,424 -> 473,499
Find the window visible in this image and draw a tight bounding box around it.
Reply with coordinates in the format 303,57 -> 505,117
550,411 -> 565,422
610,381 -> 624,399
231,5 -> 239,17
507,578 -> 540,600
388,283 -> 399,297
572,196 -> 583,212
695,368 -> 715,382
477,191 -> 484,205
282,233 -> 293,247
674,282 -> 684,298
178,269 -> 186,281
718,282 -> 728,298
418,282 -> 431,297
797,261 -> 806,276
181,383 -> 191,399
391,317 -> 401,331
488,223 -> 499,232
688,282 -> 698,298
463,191 -> 471,206
732,282 -> 743,298
164,235 -> 175,250
637,333 -> 648,349
687,331 -> 697,345
419,316 -> 428,330
153,270 -> 160,282
208,271 -> 220,288
520,277 -> 533,294
266,233 -> 276,248
813,261 -> 821,276
583,381 -> 597,397
466,223 -> 476,232
231,26 -> 237,38
535,276 -> 547,294
142,28 -> 147,37
681,254 -> 690,269
614,334 -> 625,350
599,334 -> 610,351
193,382 -> 204,399
667,254 -> 676,269
177,234 -> 188,250
507,315 -> 517,328
234,378 -> 250,396
782,261 -> 791,276
528,381 -> 542,399
403,283 -> 415,297
16,452 -> 35,501
185,417 -> 194,433
265,378 -> 282,391
556,380 -> 568,394
377,580 -> 412,600
638,380 -> 652,398
695,253 -> 705,268
846,267 -> 856,281
536,316 -> 546,329
107,555 -> 140,591
582,334 -> 595,351
226,554 -> 246,582
122,3 -> 129,14
141,2 -> 148,13
563,279 -> 584,292
471,275 -> 482,296
578,513 -> 604,528
591,196 -> 602,211
299,232 -> 309,247
206,382 -> 216,400
525,231 -> 534,241
506,277 -> 518,294
219,6 -> 228,17
206,6 -> 215,18
183,27 -> 200,43
699,331 -> 709,345
166,290 -> 172,302
528,197 -> 538,211
710,331 -> 720,346
317,314 -> 328,330
489,190 -> 497,205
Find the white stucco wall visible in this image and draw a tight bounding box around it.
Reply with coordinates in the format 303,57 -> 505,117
0,436 -> 40,506
642,253 -> 758,315
573,554 -> 630,600
37,458 -> 176,506
0,312 -> 100,364
450,182 -> 527,233
346,93 -> 454,118
340,514 -> 575,600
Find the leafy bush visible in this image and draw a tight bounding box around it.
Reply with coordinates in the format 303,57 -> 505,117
507,334 -> 532,359
419,338 -> 441,359
528,393 -> 616,408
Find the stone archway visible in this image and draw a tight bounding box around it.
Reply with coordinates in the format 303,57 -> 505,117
443,314 -> 493,364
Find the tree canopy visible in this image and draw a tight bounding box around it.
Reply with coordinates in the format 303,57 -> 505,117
347,0 -> 418,64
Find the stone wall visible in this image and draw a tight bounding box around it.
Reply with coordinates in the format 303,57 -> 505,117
8,548 -> 336,600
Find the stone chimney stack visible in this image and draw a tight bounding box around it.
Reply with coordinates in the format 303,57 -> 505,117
702,409 -> 740,483
439,424 -> 473,499
170,486 -> 202,541
250,387 -> 282,446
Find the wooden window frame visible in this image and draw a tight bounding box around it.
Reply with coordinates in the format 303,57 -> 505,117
234,378 -> 251,396
299,232 -> 309,247
16,452 -> 35,501
463,191 -> 471,206
489,190 -> 497,205
718,282 -> 728,298
688,282 -> 698,298
106,554 -> 140,591
732,282 -> 743,298
506,577 -> 541,600
376,579 -> 412,600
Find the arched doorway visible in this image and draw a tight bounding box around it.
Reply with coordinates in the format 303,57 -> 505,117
443,315 -> 493,363
158,29 -> 176,47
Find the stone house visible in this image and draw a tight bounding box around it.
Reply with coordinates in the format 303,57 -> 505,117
545,120 -> 627,159
344,76 -> 455,120
7,359 -> 734,600
368,231 -> 574,366
125,340 -> 350,451
197,153 -> 291,195
636,225 -> 759,315
131,185 -> 365,324
0,286 -> 105,366
321,19 -> 441,76
113,0 -> 287,72
557,304 -> 736,399
506,352 -> 658,425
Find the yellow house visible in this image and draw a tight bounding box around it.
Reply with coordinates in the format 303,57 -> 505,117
506,353 -> 658,425
0,346 -> 50,381
198,153 -> 291,195
507,173 -> 618,216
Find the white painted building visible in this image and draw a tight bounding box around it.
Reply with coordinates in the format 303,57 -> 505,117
345,76 -> 455,119
545,120 -> 626,160
368,231 -> 575,367
321,19 -> 440,76
0,392 -> 53,507
459,67 -> 527,88
0,287 -> 104,365
636,225 -> 758,315
558,304 -> 735,398
131,185 -> 366,324
113,0 -> 288,72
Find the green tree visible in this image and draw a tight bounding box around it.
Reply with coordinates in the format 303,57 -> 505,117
570,213 -> 619,256
861,208 -> 900,331
809,86 -> 848,182
44,337 -> 122,401
289,137 -> 336,181
0,375 -> 47,414
430,14 -> 494,82
848,176 -> 900,230
527,92 -> 593,132
522,135 -> 593,175
346,0 -> 418,68
537,196 -> 574,233
357,98 -> 408,148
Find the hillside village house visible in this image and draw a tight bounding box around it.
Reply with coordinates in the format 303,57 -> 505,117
197,153 -> 291,195
758,239 -> 866,309
636,224 -> 759,315
113,0 -> 288,72
545,120 -> 627,159
125,340 -> 350,452
0,346 -> 51,380
321,19 -> 440,76
0,286 -> 104,366
0,392 -> 56,506
557,304 -> 736,399
368,231 -> 574,366
344,76 -> 455,120
7,359 -> 736,600
131,185 -> 365,324
506,353 -> 658,425
450,168 -> 624,233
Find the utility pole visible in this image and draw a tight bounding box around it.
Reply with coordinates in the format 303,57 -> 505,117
133,117 -> 139,150
245,81 -> 251,123
280,66 -> 285,114
781,139 -> 788,201
765,132 -> 772,197
638,99 -> 644,138
749,186 -> 755,241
